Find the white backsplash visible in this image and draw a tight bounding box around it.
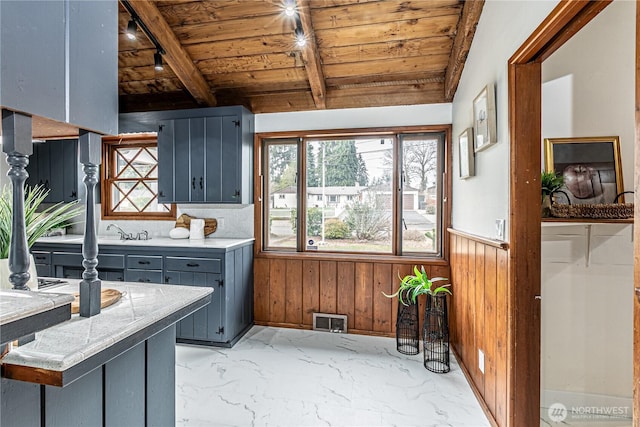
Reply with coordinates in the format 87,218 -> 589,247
69,204 -> 254,239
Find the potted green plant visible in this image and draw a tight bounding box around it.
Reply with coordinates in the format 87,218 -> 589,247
384,266 -> 451,357
384,265 -> 451,304
0,184 -> 83,289
541,171 -> 564,217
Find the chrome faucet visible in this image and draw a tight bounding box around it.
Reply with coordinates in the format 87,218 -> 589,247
106,223 -> 133,240
136,230 -> 150,241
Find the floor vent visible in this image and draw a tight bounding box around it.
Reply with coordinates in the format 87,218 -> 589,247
313,313 -> 347,333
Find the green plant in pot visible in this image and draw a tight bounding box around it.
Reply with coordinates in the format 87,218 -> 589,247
384,265 -> 451,305
541,171 -> 564,217
0,184 -> 83,289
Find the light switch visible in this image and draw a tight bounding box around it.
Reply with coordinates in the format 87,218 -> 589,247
496,219 -> 505,241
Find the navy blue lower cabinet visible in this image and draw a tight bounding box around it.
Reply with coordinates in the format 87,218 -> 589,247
0,325 -> 177,427
165,267 -> 225,343
31,241 -> 254,347
162,246 -> 253,347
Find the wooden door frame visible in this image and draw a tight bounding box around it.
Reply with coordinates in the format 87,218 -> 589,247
634,2 -> 640,426
507,1 -> 613,425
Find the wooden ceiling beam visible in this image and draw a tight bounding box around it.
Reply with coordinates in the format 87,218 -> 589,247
443,0 -> 485,102
297,0 -> 327,109
123,0 -> 217,106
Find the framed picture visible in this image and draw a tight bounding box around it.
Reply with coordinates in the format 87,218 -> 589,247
544,136 -> 624,204
459,128 -> 474,179
473,84 -> 497,152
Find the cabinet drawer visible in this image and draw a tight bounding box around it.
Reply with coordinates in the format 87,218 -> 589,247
127,255 -> 162,270
52,252 -> 125,269
126,269 -> 162,284
165,257 -> 221,273
32,251 -> 51,264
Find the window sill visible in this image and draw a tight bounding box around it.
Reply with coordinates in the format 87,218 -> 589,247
255,250 -> 448,265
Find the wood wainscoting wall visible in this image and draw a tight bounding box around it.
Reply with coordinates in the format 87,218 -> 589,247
448,229 -> 509,427
253,255 -> 450,336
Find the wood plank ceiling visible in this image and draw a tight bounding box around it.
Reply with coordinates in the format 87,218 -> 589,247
119,0 -> 484,114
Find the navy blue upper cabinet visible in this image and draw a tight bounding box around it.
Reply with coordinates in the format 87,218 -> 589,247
27,140 -> 78,203
127,106 -> 254,204
0,0 -> 118,136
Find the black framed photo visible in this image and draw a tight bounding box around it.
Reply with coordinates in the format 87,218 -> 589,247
459,128 -> 474,179
544,136 -> 624,204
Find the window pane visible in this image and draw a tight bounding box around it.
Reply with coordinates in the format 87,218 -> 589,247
305,138 -> 393,253
265,142 -> 298,249
401,135 -> 441,254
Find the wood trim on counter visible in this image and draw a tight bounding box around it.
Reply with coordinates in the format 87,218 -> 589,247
447,228 -> 509,250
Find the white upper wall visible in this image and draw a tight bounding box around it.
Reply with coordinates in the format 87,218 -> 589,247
542,0 -> 635,195
451,0 -> 559,239
255,103 -> 451,133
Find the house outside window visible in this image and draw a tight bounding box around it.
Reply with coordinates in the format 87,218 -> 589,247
101,134 -> 176,220
261,128 -> 447,256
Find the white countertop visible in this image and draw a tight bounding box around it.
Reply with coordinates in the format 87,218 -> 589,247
0,290 -> 74,326
37,235 -> 254,249
1,280 -> 212,373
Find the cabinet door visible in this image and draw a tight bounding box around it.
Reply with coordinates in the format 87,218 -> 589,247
26,144 -> 40,190
173,118 -> 192,203
165,270 -> 224,342
47,140 -> 65,203
126,269 -> 162,284
157,121 -> 174,203
102,270 -> 125,282
37,143 -> 52,198
189,118 -> 205,202
62,139 -> 79,202
204,117 -> 222,202
221,115 -> 241,202
33,251 -> 52,278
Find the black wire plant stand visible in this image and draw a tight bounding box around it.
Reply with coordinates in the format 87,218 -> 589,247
423,293 -> 450,373
395,290 -> 420,355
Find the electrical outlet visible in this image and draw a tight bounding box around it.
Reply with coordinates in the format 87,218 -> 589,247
495,219 -> 505,241
218,218 -> 225,228
478,349 -> 485,374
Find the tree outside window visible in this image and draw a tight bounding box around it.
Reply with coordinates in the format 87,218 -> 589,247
262,129 -> 446,256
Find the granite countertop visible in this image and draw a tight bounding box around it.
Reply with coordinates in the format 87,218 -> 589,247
37,235 -> 254,249
0,290 -> 74,326
1,280 -> 212,385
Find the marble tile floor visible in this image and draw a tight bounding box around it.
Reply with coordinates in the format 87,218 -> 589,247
176,326 -> 490,427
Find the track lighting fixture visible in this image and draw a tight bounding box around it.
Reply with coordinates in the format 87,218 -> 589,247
295,26 -> 306,47
284,0 -> 296,17
122,0 -> 166,72
154,51 -> 163,71
126,19 -> 137,40
294,12 -> 306,47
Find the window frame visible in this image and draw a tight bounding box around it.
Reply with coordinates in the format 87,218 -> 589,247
101,133 -> 176,220
256,125 -> 451,260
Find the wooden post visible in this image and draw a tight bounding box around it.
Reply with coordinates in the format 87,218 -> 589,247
79,130 -> 101,317
1,110 -> 32,291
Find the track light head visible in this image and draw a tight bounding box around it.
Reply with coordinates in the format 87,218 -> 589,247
284,0 -> 296,16
126,20 -> 137,40
295,26 -> 306,47
154,51 -> 163,71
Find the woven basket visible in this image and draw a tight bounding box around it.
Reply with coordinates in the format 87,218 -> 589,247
550,203 -> 634,219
